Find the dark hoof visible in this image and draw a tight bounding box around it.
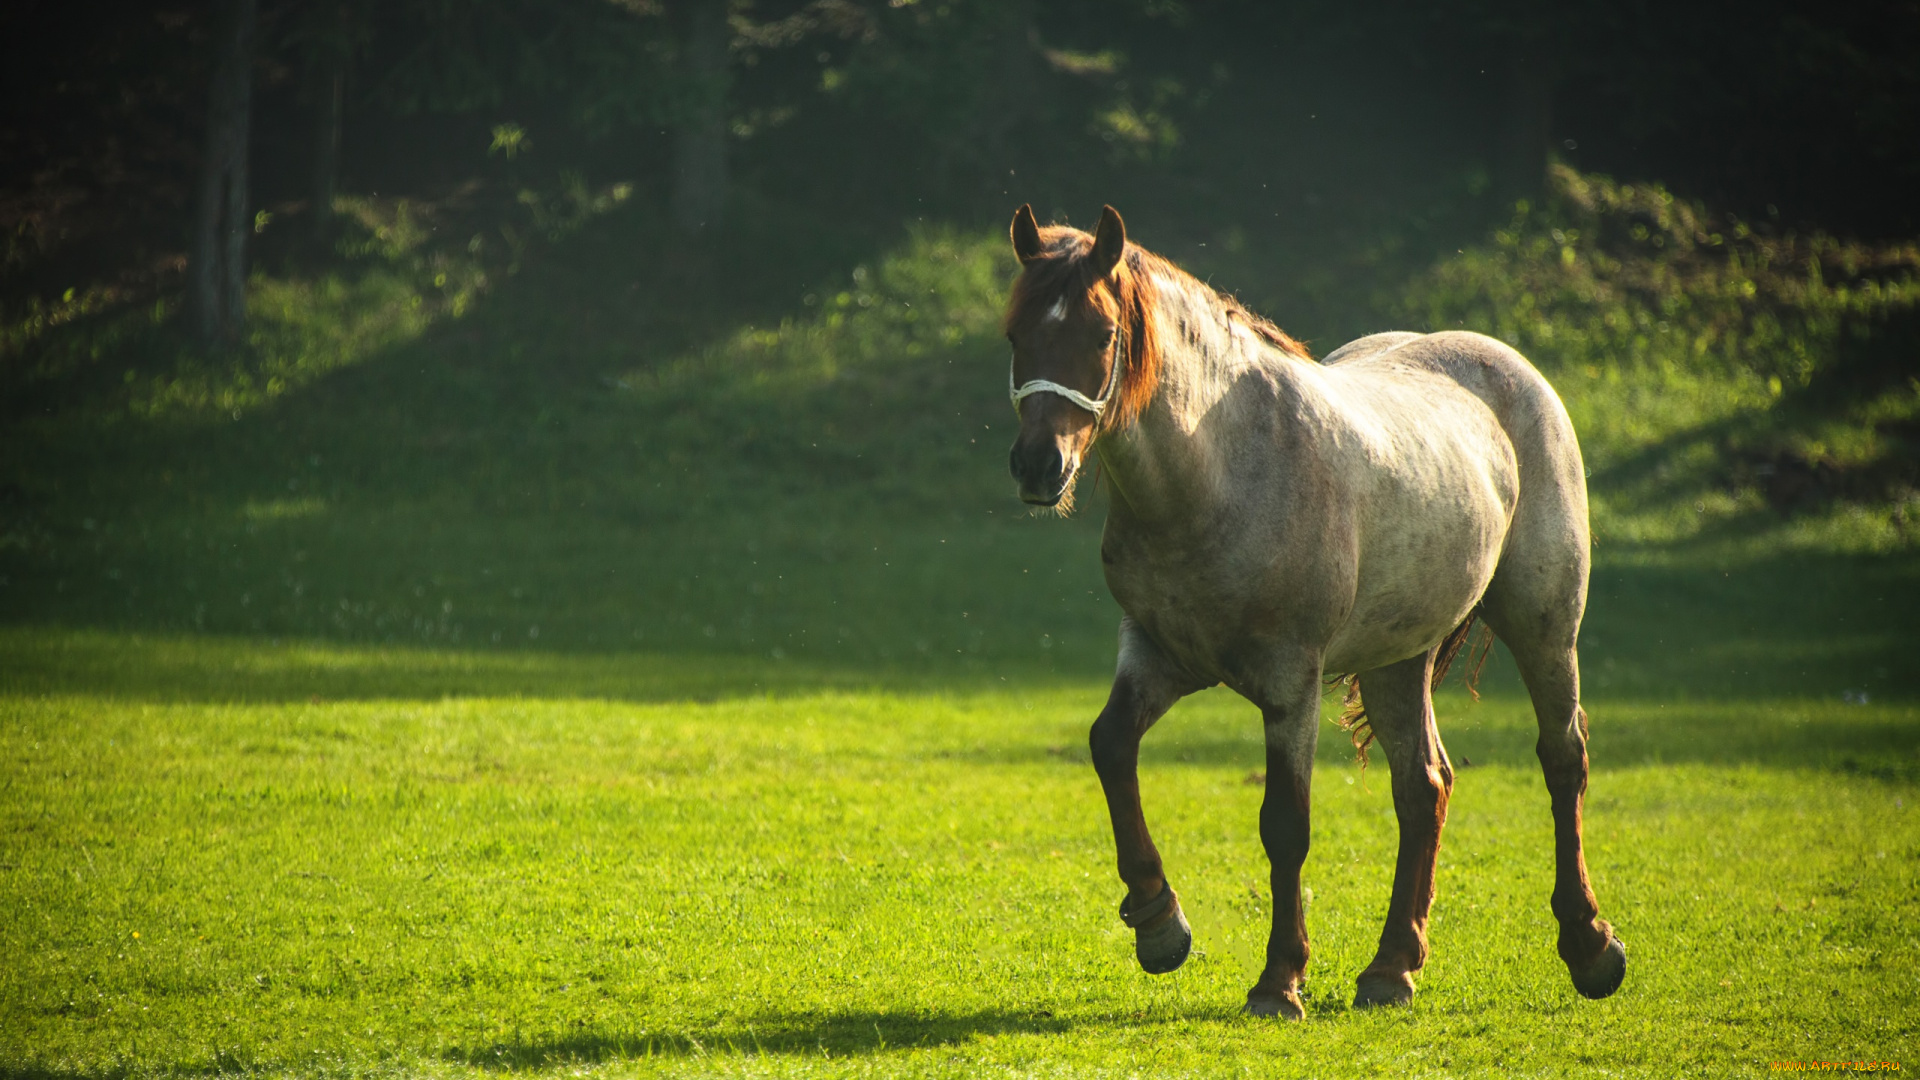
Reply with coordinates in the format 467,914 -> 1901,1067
1569,936 -> 1627,1000
1120,883 -> 1191,974
1244,984 -> 1305,1020
1353,970 -> 1415,1008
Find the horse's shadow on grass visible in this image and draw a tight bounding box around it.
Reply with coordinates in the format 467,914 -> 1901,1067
443,1007 -> 1158,1069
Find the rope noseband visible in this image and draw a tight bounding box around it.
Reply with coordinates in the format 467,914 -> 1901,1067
1009,325 -> 1127,420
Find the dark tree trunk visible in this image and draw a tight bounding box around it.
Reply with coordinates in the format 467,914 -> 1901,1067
221,14 -> 253,333
670,0 -> 730,236
189,100 -> 227,340
312,46 -> 345,243
190,0 -> 257,344
980,0 -> 1037,171
928,0 -> 1035,210
1494,47 -> 1553,207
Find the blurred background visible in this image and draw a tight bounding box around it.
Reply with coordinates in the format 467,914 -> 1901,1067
2,0 -> 1917,698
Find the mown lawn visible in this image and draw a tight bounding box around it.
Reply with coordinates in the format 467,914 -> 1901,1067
2,631 -> 1915,1078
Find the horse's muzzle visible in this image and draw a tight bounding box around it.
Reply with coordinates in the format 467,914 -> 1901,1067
1009,440 -> 1076,506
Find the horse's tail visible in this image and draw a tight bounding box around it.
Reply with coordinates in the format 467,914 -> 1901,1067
1333,611 -> 1496,768
1431,610 -> 1496,697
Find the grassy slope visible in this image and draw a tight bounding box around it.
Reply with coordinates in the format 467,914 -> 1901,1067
2,185 -> 1918,1076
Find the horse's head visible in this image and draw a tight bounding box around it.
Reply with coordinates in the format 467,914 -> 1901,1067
1003,203 -> 1142,510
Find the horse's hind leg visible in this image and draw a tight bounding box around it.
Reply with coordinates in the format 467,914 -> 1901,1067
1481,594 -> 1628,1000
1352,650 -> 1454,1008
1089,619 -> 1204,975
1472,342 -> 1625,999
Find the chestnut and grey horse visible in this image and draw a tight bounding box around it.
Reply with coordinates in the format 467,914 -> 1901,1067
1003,204 -> 1626,1018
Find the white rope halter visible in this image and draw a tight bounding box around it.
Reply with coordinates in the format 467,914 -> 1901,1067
1008,326 -> 1127,419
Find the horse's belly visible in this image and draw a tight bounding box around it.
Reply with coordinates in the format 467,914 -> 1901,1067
1323,505 -> 1508,673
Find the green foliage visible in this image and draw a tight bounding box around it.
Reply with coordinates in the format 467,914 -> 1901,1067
574,224 -> 1029,516
0,176 -> 647,428
1400,165 -> 1920,453
364,0 -> 673,130
647,224 -> 1009,394
1397,165 -> 1920,552
131,198 -> 487,421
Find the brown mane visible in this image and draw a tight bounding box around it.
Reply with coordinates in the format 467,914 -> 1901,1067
1005,224 -> 1311,433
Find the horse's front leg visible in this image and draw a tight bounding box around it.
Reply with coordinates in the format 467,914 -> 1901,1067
1245,656 -> 1324,1020
1088,619 -> 1199,974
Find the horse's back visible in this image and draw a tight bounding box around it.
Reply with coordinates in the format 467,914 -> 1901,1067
1325,330 -> 1584,503
1328,331 -> 1571,439
1319,331 -> 1425,367
1331,330 -> 1591,651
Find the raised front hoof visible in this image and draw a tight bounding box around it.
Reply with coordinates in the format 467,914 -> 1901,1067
1136,911 -> 1192,974
1120,884 -> 1192,975
1244,984 -> 1305,1021
1352,970 -> 1416,1009
1567,936 -> 1627,1000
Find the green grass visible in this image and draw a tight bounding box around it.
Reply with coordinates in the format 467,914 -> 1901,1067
2,637 -> 1917,1077
3,174 -> 1918,1075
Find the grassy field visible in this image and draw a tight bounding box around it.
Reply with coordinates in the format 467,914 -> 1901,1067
3,176 -> 1918,1076
2,634 -> 1917,1078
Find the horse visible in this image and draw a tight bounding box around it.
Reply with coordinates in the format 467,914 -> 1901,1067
1002,204 -> 1626,1018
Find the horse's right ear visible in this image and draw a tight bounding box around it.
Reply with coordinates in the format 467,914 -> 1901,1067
1010,204 -> 1044,264
1090,205 -> 1126,279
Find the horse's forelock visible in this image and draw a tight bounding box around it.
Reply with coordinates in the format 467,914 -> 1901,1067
1004,228 -> 1091,329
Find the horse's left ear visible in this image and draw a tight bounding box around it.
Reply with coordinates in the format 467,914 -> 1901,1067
1090,205 -> 1126,278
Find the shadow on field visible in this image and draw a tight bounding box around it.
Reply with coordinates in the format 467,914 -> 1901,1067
6,545 -> 1919,707
5,618 -> 1918,783
0,627 -> 939,704
1580,555 -> 1919,701
997,688 -> 1920,782
1424,694 -> 1920,783
443,1007 -> 1179,1069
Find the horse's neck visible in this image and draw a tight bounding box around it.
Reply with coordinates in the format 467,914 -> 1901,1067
1097,271 -> 1307,518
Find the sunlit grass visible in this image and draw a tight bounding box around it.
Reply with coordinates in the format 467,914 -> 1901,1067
1,636 -> 1915,1077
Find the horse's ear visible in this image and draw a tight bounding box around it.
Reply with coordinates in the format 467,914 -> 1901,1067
1090,205 -> 1126,278
1010,204 -> 1044,264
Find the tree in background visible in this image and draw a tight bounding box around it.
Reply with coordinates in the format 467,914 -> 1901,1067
671,0 -> 732,236
297,1 -> 362,244
189,0 -> 257,344
5,0 -> 1918,345
1493,43 -> 1552,205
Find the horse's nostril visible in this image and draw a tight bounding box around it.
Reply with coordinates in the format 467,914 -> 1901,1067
1011,443 -> 1064,490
